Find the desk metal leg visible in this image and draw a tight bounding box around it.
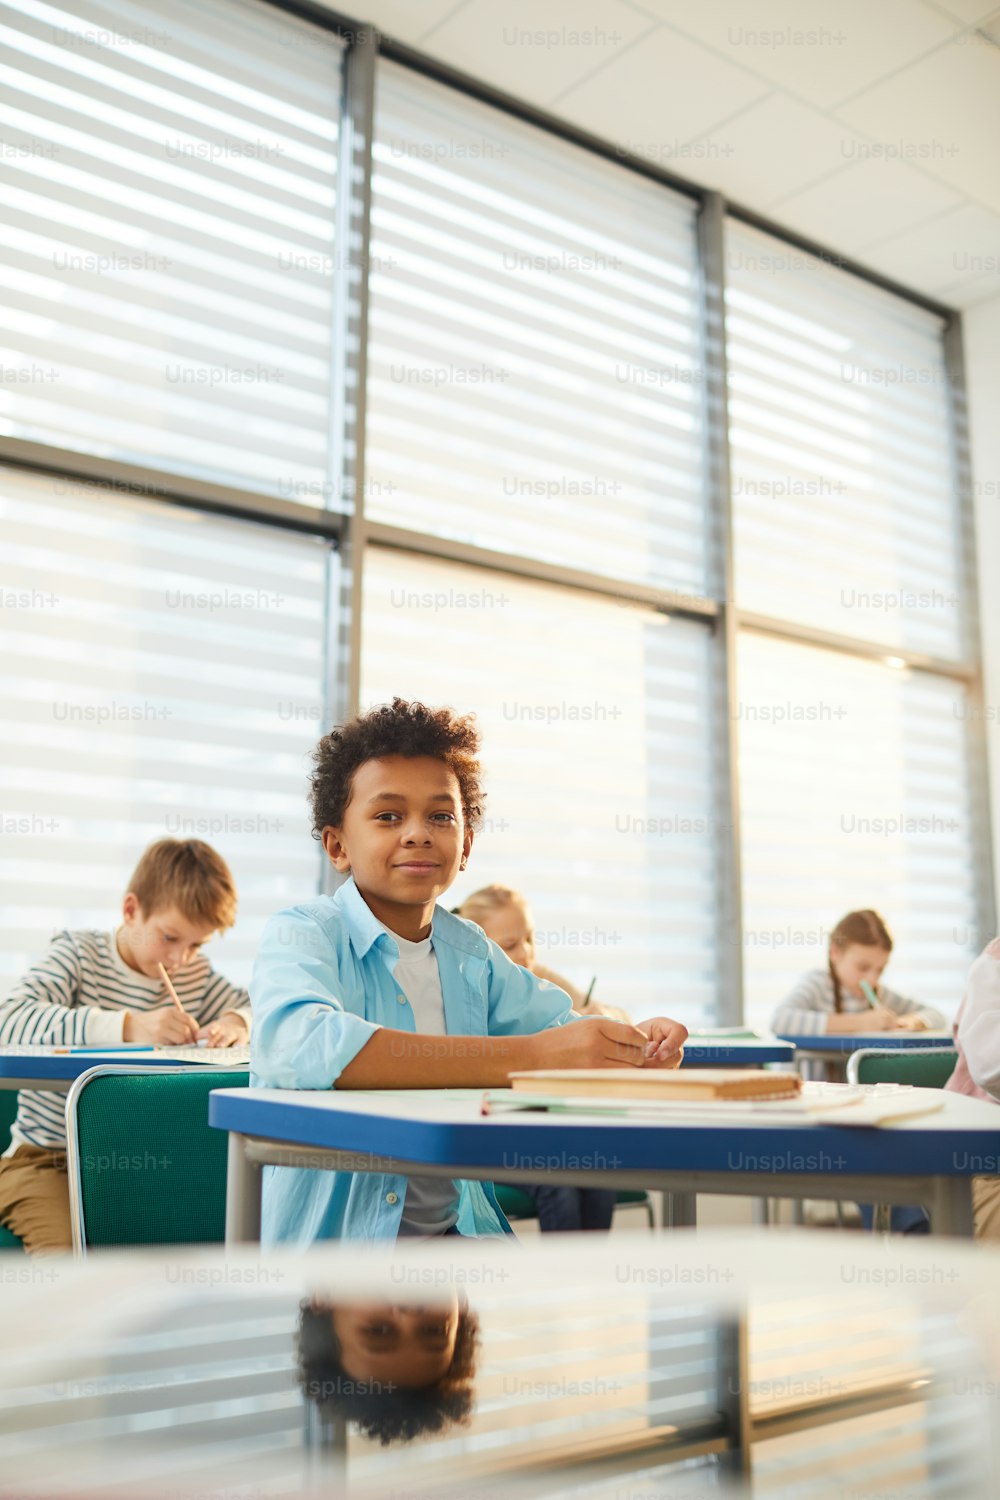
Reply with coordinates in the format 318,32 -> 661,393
931,1178 -> 974,1237
226,1132 -> 262,1246
661,1191 -> 697,1228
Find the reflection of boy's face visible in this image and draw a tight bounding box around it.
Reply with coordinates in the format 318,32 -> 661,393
322,756 -> 473,939
332,1295 -> 460,1388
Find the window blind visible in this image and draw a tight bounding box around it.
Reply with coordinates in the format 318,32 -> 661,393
726,221 -> 963,662
737,631 -> 979,1032
0,0 -> 341,500
361,547 -> 719,1026
0,464 -> 330,992
365,61 -> 708,595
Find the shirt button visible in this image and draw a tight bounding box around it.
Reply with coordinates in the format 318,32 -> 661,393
385,1192 -> 398,1205
397,994 -> 407,1005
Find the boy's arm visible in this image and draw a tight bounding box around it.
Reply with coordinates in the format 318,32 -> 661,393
0,932 -> 126,1046
335,1017 -> 649,1088
250,910 -> 388,1089
251,911 -> 655,1090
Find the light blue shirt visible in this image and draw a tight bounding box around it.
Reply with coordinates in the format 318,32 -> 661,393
249,876 -> 579,1245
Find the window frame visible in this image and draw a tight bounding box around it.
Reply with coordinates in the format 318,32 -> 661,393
0,4 -> 991,1020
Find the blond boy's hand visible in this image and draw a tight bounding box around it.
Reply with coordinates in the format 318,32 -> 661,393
123,1006 -> 199,1045
197,1012 -> 249,1048
524,1017 -> 659,1071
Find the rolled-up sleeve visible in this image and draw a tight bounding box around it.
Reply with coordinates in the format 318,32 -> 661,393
250,909 -> 381,1089
957,946 -> 1000,1102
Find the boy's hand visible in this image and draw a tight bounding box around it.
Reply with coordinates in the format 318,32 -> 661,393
197,1012 -> 249,1048
123,1006 -> 199,1045
522,1017 -> 657,1071
636,1017 -> 688,1067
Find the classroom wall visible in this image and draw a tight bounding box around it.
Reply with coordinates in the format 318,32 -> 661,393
963,292 -> 1000,928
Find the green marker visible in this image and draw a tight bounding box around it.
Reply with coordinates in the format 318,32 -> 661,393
860,980 -> 879,1009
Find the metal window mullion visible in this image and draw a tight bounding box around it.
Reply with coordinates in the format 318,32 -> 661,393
327,28 -> 377,731
364,521 -> 719,623
735,610 -> 978,683
0,437 -> 343,541
698,193 -> 743,1026
944,312 -> 997,948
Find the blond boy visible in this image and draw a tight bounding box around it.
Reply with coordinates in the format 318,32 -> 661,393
0,839 -> 250,1251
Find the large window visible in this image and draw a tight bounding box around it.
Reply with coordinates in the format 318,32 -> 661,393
0,0 -> 342,498
0,6 -> 988,1030
0,466 -> 330,990
726,223 -> 963,661
737,633 -> 978,1030
365,62 -> 708,597
362,549 -> 718,1024
727,222 -> 979,1026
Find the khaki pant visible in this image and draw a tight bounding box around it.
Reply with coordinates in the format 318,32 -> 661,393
0,1144 -> 73,1253
972,1176 -> 1000,1241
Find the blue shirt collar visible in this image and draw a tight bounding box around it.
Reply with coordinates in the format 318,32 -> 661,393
332,875 -> 488,961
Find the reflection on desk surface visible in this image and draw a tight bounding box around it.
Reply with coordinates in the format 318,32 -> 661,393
0,1231 -> 996,1500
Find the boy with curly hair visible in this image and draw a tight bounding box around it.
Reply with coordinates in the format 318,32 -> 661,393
250,697 -> 687,1244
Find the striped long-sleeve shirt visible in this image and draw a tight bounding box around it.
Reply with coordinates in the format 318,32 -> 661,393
0,929 -> 251,1153
770,968 -> 946,1037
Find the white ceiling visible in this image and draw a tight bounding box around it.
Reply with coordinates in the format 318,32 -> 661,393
336,0 -> 1000,311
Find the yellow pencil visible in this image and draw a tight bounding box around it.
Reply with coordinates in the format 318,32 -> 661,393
157,961 -> 186,1016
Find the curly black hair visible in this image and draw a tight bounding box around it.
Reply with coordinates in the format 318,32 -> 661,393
309,697 -> 485,838
296,1299 -> 481,1446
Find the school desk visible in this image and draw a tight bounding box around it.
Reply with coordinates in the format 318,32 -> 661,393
208,1083 -> 1000,1244
2,1229 -> 993,1497
682,1036 -> 795,1066
0,1044 -> 250,1091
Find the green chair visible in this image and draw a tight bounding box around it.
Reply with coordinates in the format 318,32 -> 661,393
0,1091 -> 24,1250
846,1047 -> 957,1231
65,1067 -> 249,1254
846,1047 -> 957,1089
494,1182 -> 655,1231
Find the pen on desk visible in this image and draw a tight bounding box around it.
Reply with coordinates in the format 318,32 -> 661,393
53,1046 -> 157,1054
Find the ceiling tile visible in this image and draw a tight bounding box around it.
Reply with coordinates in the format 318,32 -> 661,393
554,24 -> 768,166
414,0 -> 652,106
859,201 -> 1000,301
925,0 -> 1000,24
624,0 -> 957,108
774,159 -> 964,253
838,32 -> 1000,213
682,94 -> 866,207
343,0 -> 465,46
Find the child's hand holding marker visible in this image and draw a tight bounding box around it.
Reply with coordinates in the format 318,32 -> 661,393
121,965 -> 200,1045
859,980 -> 921,1030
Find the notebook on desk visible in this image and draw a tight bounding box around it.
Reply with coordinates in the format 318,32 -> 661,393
508,1068 -> 801,1101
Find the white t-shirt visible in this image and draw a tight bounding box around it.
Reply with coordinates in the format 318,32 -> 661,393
386,928 -> 459,1237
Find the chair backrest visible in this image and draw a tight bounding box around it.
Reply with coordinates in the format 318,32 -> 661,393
66,1067 -> 249,1251
0,1091 -> 18,1155
846,1047 -> 957,1089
